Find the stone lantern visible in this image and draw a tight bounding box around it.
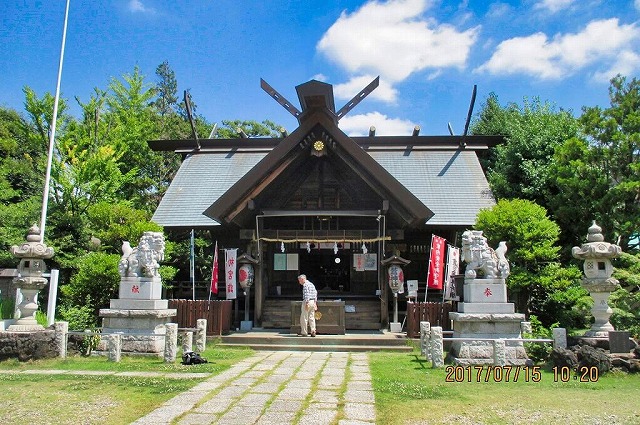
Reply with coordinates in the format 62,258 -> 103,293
8,225 -> 54,332
381,255 -> 410,332
572,221 -> 622,337
237,252 -> 258,330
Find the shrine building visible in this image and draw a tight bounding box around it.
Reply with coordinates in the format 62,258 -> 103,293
148,78 -> 501,330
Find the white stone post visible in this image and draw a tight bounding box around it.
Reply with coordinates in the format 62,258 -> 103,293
54,321 -> 68,359
108,333 -> 122,362
182,331 -> 193,353
520,321 -> 532,336
493,339 -> 506,366
553,328 -> 567,349
420,321 -> 431,360
430,326 -> 444,368
164,323 -> 178,363
196,319 -> 207,352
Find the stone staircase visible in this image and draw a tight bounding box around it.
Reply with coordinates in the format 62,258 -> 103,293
213,329 -> 413,352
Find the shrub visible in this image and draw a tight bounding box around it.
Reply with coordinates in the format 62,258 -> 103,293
524,315 -> 558,364
60,252 -> 120,316
609,288 -> 640,338
0,298 -> 15,319
58,300 -> 99,330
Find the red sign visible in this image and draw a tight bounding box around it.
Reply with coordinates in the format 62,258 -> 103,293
427,235 -> 446,290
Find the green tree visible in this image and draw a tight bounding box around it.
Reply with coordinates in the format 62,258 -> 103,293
86,200 -> 162,254
217,119 -> 283,138
59,252 -> 121,315
471,94 -> 579,208
0,106 -> 44,266
475,199 -> 587,327
577,75 -> 640,251
153,60 -> 178,117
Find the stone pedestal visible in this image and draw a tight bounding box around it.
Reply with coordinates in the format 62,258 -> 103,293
99,233 -> 175,354
100,278 -> 176,353
450,277 -> 527,365
449,311 -> 528,365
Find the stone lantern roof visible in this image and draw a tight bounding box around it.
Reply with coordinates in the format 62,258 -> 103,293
571,221 -> 622,261
10,225 -> 54,260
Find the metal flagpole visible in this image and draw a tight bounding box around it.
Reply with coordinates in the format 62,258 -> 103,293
39,0 -> 70,243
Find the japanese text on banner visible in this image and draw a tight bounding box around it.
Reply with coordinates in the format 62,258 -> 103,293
427,235 -> 446,290
225,248 -> 238,300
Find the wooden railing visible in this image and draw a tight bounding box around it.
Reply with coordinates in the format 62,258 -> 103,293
168,299 -> 232,336
405,302 -> 454,338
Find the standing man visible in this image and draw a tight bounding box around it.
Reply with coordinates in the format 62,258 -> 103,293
298,274 -> 318,337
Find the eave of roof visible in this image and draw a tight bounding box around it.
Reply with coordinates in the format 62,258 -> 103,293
148,134 -> 503,153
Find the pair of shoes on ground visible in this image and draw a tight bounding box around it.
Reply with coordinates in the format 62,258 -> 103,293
297,332 -> 316,337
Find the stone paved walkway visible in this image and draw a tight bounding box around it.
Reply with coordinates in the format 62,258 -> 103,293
132,350 -> 376,425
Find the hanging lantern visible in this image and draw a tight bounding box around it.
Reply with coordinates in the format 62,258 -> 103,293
238,263 -> 255,290
387,264 -> 405,294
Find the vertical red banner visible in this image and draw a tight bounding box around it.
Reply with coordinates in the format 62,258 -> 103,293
427,235 -> 446,290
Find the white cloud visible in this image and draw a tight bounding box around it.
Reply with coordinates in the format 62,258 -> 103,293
534,0 -> 575,14
636,0 -> 640,11
333,75 -> 399,103
317,0 -> 479,83
476,18 -> 640,80
128,0 -> 154,14
311,74 -> 328,82
593,50 -> 640,83
338,111 -> 417,136
486,2 -> 511,19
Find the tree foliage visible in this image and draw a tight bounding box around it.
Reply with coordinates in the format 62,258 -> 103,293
472,94 -> 579,208
577,75 -> 640,251
0,107 -> 44,266
0,61 -> 288,325
59,252 -> 121,315
474,199 -> 588,327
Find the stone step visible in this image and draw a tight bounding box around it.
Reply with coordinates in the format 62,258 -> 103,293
212,329 -> 412,352
216,343 -> 412,352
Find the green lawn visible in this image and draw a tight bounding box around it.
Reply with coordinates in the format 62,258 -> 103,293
369,350 -> 640,425
0,346 -> 254,425
1,347 -> 638,424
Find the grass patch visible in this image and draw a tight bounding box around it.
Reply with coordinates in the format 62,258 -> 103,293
370,350 -> 640,425
0,345 -> 254,373
0,346 -> 254,425
0,373 -> 194,424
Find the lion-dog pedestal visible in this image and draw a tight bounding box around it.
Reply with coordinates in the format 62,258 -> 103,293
99,232 -> 176,354
448,230 -> 528,366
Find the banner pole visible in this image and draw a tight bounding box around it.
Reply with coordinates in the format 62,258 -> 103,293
190,229 -> 195,301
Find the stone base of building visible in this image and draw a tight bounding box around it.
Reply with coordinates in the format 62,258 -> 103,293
449,312 -> 528,365
99,307 -> 176,353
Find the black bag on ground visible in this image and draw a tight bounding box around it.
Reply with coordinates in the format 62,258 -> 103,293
181,351 -> 208,365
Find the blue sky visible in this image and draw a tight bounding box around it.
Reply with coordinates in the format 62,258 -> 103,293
1,0 -> 639,136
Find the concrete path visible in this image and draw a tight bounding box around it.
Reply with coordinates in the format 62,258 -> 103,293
132,350 -> 376,425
